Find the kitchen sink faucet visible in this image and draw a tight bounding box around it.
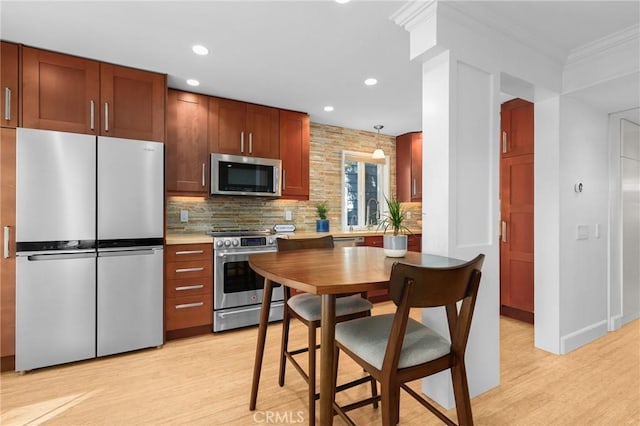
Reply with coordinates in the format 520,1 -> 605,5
366,198 -> 380,229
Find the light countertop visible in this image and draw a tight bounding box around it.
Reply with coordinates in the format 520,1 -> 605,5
165,229 -> 421,245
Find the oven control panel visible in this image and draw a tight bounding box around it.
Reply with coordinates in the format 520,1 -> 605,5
214,236 -> 278,250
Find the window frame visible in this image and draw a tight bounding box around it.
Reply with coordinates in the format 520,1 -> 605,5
341,150 -> 390,231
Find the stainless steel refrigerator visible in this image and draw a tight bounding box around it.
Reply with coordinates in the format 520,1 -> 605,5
15,128 -> 164,372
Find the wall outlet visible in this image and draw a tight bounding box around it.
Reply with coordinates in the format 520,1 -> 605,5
406,211 -> 412,219
284,210 -> 292,221
180,210 -> 189,223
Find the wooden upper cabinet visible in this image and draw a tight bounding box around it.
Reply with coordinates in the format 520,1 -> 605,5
279,110 -> 310,200
501,98 -> 534,157
396,131 -> 422,202
100,63 -> 165,142
22,47 -> 100,134
1,42 -> 20,128
166,89 -> 209,194
22,47 -> 166,141
213,97 -> 279,158
246,103 -> 279,158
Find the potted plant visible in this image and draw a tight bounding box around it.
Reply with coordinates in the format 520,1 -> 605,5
315,200 -> 330,232
379,197 -> 410,257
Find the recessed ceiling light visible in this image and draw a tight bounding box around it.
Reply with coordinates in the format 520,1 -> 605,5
187,79 -> 200,86
324,106 -> 334,112
364,78 -> 378,86
335,0 -> 351,4
192,44 -> 209,56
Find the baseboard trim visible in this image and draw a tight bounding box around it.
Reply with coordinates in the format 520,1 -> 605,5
166,324 -> 212,341
500,305 -> 534,324
1,355 -> 15,372
560,320 -> 608,354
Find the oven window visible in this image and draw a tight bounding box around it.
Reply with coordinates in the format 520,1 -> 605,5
223,260 -> 266,293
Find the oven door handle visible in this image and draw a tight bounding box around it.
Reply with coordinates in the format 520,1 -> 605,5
218,301 -> 285,317
217,251 -> 275,258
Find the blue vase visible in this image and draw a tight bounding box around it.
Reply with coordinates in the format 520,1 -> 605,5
316,219 -> 330,232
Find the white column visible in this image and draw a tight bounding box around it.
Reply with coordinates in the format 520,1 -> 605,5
420,50 -> 501,409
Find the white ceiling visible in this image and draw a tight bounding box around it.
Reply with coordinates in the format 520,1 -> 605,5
1,1 -> 638,136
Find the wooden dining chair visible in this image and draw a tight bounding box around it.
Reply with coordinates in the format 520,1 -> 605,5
333,254 -> 485,426
276,235 -> 376,422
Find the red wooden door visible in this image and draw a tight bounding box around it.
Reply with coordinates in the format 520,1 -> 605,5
500,98 -> 534,323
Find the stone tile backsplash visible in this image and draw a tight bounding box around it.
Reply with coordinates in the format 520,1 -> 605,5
167,122 -> 422,234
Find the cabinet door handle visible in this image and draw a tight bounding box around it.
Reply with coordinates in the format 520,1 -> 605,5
90,100 -> 95,130
502,131 -> 507,153
412,178 -> 417,196
202,163 -> 206,187
175,284 -> 204,291
175,250 -> 204,255
175,302 -> 204,309
104,102 -> 110,132
175,267 -> 204,273
501,220 -> 507,243
282,169 -> 286,191
249,133 -> 253,154
240,131 -> 245,153
4,87 -> 11,121
3,226 -> 10,259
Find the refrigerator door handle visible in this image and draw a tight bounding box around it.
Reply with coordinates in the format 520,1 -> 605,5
26,252 -> 96,261
98,249 -> 158,257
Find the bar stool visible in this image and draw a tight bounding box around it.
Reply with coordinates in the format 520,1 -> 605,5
277,235 -> 377,422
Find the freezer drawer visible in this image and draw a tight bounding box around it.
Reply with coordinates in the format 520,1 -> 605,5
16,252 -> 96,372
97,247 -> 163,357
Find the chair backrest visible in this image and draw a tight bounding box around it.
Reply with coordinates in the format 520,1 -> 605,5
277,235 -> 334,251
382,254 -> 484,373
388,254 -> 485,308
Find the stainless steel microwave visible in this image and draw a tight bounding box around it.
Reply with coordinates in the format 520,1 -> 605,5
210,153 -> 281,197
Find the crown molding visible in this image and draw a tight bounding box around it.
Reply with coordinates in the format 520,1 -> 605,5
390,0 -> 437,32
566,24 -> 640,67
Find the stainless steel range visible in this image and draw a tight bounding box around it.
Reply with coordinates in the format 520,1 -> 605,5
208,230 -> 284,332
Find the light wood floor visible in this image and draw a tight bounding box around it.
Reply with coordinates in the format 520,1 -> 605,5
1,302 -> 638,425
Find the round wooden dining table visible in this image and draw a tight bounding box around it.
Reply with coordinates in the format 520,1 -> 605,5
248,245 -> 465,425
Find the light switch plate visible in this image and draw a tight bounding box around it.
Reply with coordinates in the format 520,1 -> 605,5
180,210 -> 189,223
576,224 -> 588,240
285,210 -> 292,221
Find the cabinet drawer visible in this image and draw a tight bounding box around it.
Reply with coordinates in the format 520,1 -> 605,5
166,260 -> 212,279
166,276 -> 212,298
364,236 -> 383,247
166,244 -> 212,262
166,294 -> 212,330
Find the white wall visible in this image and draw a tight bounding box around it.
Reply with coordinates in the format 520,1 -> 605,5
557,96 -> 610,353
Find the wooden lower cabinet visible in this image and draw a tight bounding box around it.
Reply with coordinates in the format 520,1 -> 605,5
164,244 -> 213,339
364,234 -> 422,303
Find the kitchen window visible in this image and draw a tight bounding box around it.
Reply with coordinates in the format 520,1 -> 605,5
341,151 -> 390,230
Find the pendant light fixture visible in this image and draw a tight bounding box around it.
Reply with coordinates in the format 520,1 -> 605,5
372,124 -> 385,159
